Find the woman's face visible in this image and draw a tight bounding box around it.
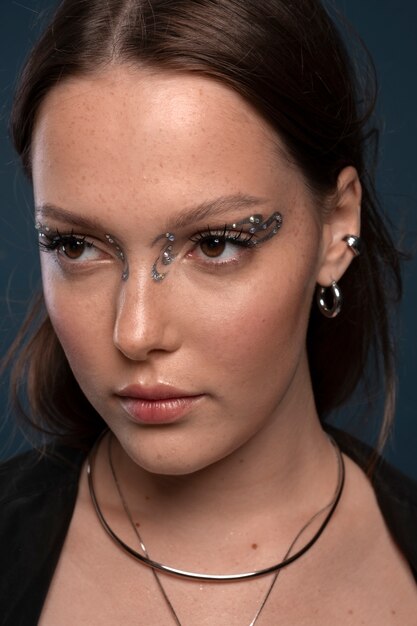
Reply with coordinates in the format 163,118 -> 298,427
32,67 -> 328,475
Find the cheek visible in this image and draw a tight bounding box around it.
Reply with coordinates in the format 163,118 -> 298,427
188,210 -> 321,384
184,257 -> 316,391
41,263 -> 116,386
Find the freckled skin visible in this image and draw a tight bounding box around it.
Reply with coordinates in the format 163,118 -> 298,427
32,66 -> 350,478
31,68 -> 417,626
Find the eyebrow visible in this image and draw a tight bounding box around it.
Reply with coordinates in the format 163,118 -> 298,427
168,194 -> 268,229
35,194 -> 269,236
35,204 -> 105,231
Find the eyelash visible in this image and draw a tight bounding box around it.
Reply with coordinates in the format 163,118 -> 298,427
189,226 -> 255,248
38,225 -> 257,270
39,230 -> 91,252
39,226 -> 256,247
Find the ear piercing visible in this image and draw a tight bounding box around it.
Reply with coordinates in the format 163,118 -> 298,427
343,234 -> 362,257
317,281 -> 342,318
316,235 -> 362,318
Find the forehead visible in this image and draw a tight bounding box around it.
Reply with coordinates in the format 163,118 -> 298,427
31,66 -> 303,228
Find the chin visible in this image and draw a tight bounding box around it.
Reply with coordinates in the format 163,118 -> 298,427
127,446 -> 219,476
116,427 -> 235,477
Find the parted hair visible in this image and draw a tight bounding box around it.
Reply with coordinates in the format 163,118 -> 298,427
5,0 -> 402,456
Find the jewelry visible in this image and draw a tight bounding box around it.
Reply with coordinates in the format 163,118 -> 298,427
316,280 -> 342,318
343,234 -> 362,257
150,211 -> 283,283
151,232 -> 177,282
87,432 -> 344,625
231,212 -> 283,243
105,234 -> 129,280
87,431 -> 344,582
35,221 -> 50,234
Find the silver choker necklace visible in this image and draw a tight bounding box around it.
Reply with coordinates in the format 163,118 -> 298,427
87,430 -> 345,582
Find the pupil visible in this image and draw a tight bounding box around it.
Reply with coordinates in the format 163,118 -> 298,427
63,239 -> 84,259
201,237 -> 226,258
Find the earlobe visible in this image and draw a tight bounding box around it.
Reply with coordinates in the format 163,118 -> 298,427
316,166 -> 362,287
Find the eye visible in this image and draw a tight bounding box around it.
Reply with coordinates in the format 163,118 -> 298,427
38,231 -> 109,264
199,236 -> 227,258
59,236 -> 92,260
188,227 -> 255,265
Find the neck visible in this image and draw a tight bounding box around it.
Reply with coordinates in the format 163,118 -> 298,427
96,393 -> 336,536
88,367 -> 343,574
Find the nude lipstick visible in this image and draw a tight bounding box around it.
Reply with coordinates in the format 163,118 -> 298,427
116,384 -> 204,425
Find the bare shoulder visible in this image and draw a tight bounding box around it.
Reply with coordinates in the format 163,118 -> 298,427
268,453 -> 417,625
322,454 -> 417,623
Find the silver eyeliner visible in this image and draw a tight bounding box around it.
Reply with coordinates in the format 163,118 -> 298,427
229,212 -> 283,243
35,221 -> 50,237
151,232 -> 177,282
150,211 -> 283,283
105,234 -> 129,281
35,222 -> 130,281
36,211 -> 283,284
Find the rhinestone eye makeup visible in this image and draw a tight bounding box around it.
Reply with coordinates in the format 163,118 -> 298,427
230,212 -> 282,243
104,234 -> 129,281
35,221 -> 50,239
36,210 -> 282,284
151,232 -> 177,282
35,222 -> 129,280
150,211 -> 282,283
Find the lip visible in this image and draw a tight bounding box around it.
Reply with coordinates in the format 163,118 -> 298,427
116,384 -> 204,425
117,383 -> 199,401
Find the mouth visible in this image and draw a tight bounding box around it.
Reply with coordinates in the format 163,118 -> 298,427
116,384 -> 204,425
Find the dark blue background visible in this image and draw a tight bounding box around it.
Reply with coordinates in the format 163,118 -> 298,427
1,1 -> 416,474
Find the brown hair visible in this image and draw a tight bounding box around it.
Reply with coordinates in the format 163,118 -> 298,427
5,0 -> 402,455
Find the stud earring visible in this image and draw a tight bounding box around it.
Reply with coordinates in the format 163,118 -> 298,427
317,281 -> 342,318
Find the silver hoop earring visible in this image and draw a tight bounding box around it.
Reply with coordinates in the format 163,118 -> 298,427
317,281 -> 342,318
343,234 -> 362,257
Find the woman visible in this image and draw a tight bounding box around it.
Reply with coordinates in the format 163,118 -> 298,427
1,0 -> 416,624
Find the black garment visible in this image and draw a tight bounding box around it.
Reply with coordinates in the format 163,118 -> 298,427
1,428 -> 416,626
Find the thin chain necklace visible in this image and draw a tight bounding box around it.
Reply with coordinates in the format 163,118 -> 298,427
87,431 -> 345,625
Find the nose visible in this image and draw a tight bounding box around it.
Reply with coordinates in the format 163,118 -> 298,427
113,268 -> 181,361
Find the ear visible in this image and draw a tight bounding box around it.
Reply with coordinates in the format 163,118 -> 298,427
316,166 -> 361,287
